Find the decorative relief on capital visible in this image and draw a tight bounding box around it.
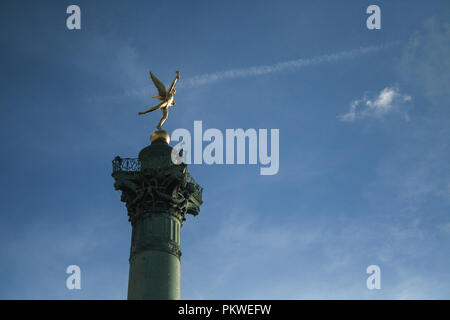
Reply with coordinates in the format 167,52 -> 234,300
112,157 -> 203,225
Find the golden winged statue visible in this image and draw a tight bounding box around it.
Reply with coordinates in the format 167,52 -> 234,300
138,71 -> 181,129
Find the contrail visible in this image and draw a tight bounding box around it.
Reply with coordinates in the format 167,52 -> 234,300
181,41 -> 402,87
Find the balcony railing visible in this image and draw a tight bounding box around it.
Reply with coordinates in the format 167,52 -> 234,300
112,157 -> 141,173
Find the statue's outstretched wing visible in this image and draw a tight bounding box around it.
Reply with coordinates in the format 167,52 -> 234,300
150,72 -> 167,97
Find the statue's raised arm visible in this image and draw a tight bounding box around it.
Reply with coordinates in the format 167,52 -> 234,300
168,71 -> 181,93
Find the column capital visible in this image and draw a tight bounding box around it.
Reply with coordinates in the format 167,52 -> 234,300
111,141 -> 202,225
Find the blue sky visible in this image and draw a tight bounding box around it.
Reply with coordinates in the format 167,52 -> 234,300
0,0 -> 449,299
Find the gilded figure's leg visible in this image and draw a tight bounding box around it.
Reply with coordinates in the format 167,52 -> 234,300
157,107 -> 169,129
138,101 -> 166,115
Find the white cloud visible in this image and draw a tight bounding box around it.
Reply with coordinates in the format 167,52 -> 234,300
339,86 -> 412,122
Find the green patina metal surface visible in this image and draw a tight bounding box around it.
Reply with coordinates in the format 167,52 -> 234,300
112,138 -> 203,300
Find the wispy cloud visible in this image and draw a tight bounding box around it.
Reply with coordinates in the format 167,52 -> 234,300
182,42 -> 402,87
399,19 -> 450,101
338,86 -> 412,122
440,222 -> 450,235
182,204 -> 450,299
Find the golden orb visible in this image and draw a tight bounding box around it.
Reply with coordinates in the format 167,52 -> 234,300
151,129 -> 170,144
